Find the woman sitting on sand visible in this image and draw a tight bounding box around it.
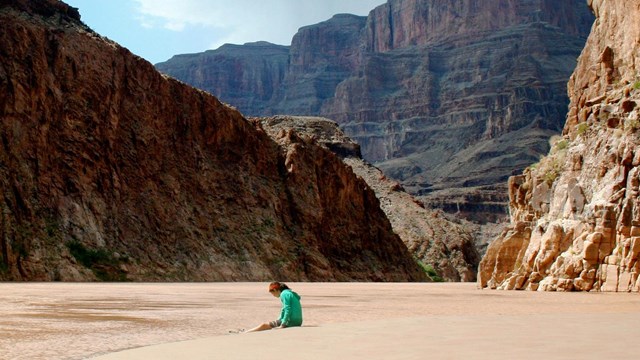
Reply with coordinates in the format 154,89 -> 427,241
246,282 -> 303,332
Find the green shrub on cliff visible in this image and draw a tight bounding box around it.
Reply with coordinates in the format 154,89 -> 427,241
625,117 -> 640,133
66,241 -> 127,281
416,260 -> 444,282
544,167 -> 560,185
577,122 -> 590,136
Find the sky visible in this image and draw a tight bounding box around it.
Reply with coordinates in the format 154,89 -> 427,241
63,0 -> 385,64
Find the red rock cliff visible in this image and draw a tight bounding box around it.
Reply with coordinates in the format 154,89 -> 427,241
255,115 -> 480,282
156,0 -> 594,227
0,0 -> 426,281
365,0 -> 591,52
478,0 -> 640,291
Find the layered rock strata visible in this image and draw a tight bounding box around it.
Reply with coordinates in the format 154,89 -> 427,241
255,116 -> 480,281
0,0 -> 426,281
154,42 -> 290,115
156,0 -> 594,225
479,0 -> 640,292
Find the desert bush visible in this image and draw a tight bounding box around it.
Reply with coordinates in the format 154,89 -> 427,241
534,148 -> 566,186
416,260 -> 444,282
577,122 -> 589,136
66,241 -> 127,281
624,117 -> 640,133
549,136 -> 569,155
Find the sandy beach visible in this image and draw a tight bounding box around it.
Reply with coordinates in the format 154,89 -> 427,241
1,283 -> 639,359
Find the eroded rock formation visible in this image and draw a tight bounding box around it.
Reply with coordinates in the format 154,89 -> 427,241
255,116 -> 480,281
156,0 -> 594,225
0,0 -> 426,281
154,41 -> 290,115
478,0 -> 640,292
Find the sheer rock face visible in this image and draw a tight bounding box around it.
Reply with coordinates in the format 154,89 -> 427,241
255,116 -> 480,282
153,42 -> 290,116
0,0 -> 426,282
156,0 -> 594,225
364,0 -> 592,53
478,0 -> 640,291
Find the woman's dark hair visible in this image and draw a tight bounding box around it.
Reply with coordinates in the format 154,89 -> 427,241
269,282 -> 290,292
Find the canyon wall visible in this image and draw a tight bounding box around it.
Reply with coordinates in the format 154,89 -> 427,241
255,116 -> 480,281
478,0 -> 640,291
156,0 -> 594,224
0,0 -> 426,281
153,41 -> 290,116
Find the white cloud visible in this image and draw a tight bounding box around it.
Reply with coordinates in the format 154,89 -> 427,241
163,20 -> 186,32
134,14 -> 156,29
133,0 -> 384,47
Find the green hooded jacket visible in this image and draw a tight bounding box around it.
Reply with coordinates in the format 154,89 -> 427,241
278,289 -> 303,327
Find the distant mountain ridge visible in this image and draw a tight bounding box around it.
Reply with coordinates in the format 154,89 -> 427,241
156,0 -> 594,225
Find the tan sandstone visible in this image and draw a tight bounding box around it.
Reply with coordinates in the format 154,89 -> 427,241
479,0 -> 640,292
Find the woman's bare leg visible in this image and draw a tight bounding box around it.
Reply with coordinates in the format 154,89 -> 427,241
245,323 -> 272,332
